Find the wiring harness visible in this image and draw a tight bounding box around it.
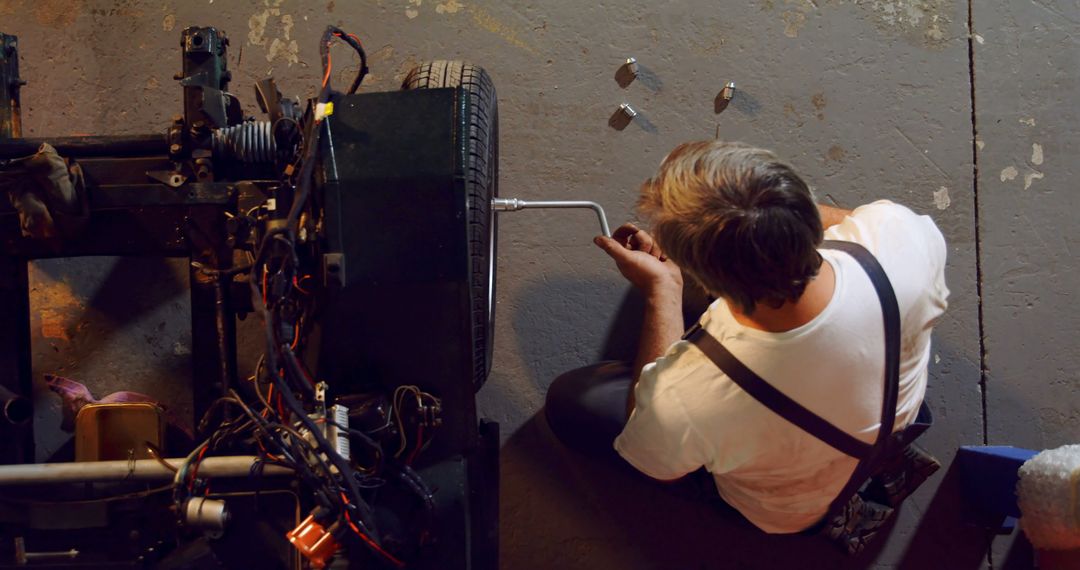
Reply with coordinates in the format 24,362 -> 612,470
182,25 -> 437,569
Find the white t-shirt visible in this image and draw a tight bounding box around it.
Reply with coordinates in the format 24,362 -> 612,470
613,200 -> 949,534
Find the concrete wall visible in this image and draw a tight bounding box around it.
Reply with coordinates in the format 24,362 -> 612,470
2,0 -> 1075,567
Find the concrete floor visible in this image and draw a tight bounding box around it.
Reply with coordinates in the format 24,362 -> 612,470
3,0 -> 1078,567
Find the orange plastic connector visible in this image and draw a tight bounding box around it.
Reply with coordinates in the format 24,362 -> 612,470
286,514 -> 340,569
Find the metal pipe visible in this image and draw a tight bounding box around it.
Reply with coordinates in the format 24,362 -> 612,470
492,197 -> 612,237
0,456 -> 291,486
14,537 -> 79,565
0,134 -> 169,159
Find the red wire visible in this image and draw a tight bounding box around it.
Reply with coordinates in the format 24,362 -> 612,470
188,445 -> 210,492
294,360 -> 316,387
276,391 -> 287,421
262,268 -> 268,306
340,493 -> 404,568
406,424 -> 424,466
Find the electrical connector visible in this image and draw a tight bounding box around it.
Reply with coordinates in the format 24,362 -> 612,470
286,514 -> 340,570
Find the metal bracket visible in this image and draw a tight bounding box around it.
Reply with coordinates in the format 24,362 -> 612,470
491,197 -> 611,237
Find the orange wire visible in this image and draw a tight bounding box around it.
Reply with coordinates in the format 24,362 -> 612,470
290,321 -> 300,351
262,268 -> 268,305
293,275 -> 311,295
262,383 -> 275,418
323,32 -> 364,91
322,48 -> 332,88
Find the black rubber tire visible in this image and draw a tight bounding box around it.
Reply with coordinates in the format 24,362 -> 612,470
402,61 -> 498,391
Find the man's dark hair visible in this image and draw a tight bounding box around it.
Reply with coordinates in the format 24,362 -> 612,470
638,141 -> 824,314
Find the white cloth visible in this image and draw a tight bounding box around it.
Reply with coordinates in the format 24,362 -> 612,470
614,200 -> 949,534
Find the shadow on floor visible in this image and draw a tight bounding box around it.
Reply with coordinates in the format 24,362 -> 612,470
894,454 -> 996,569
500,413 -> 895,570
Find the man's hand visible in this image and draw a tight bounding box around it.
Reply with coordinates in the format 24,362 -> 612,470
594,223 -> 683,296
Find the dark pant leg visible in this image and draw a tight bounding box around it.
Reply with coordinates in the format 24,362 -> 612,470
543,361 -> 725,505
543,361 -> 633,458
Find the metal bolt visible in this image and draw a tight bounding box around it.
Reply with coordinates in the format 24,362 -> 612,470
624,57 -> 639,76
618,103 -> 638,119
720,81 -> 736,101
169,143 -> 182,154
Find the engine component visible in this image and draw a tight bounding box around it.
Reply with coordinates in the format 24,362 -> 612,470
329,404 -> 350,461
0,27 -> 501,570
178,26 -> 241,132
212,121 -> 276,163
286,514 -> 340,570
74,402 -> 164,462
184,497 -> 230,531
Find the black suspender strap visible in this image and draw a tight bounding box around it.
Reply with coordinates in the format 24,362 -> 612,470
686,240 -> 902,515
688,331 -> 873,460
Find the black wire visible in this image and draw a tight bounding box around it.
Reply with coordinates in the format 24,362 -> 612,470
267,354 -> 377,532
225,389 -> 335,509
331,27 -> 369,94
319,26 -> 370,97
195,24 -> 395,564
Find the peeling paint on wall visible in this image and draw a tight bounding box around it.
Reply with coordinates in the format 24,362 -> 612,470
933,186 -> 950,210
1020,117 -> 1036,126
30,277 -> 84,344
1031,143 -> 1044,166
406,0 -> 422,19
782,10 -> 807,37
249,9 -> 271,45
436,0 -> 465,15
811,92 -> 826,120
1023,171 -> 1043,190
248,2 -> 299,66
162,13 -> 176,32
856,0 -> 953,46
1000,166 -> 1018,182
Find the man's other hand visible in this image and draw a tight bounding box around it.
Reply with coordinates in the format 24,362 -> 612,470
595,223 -> 684,296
